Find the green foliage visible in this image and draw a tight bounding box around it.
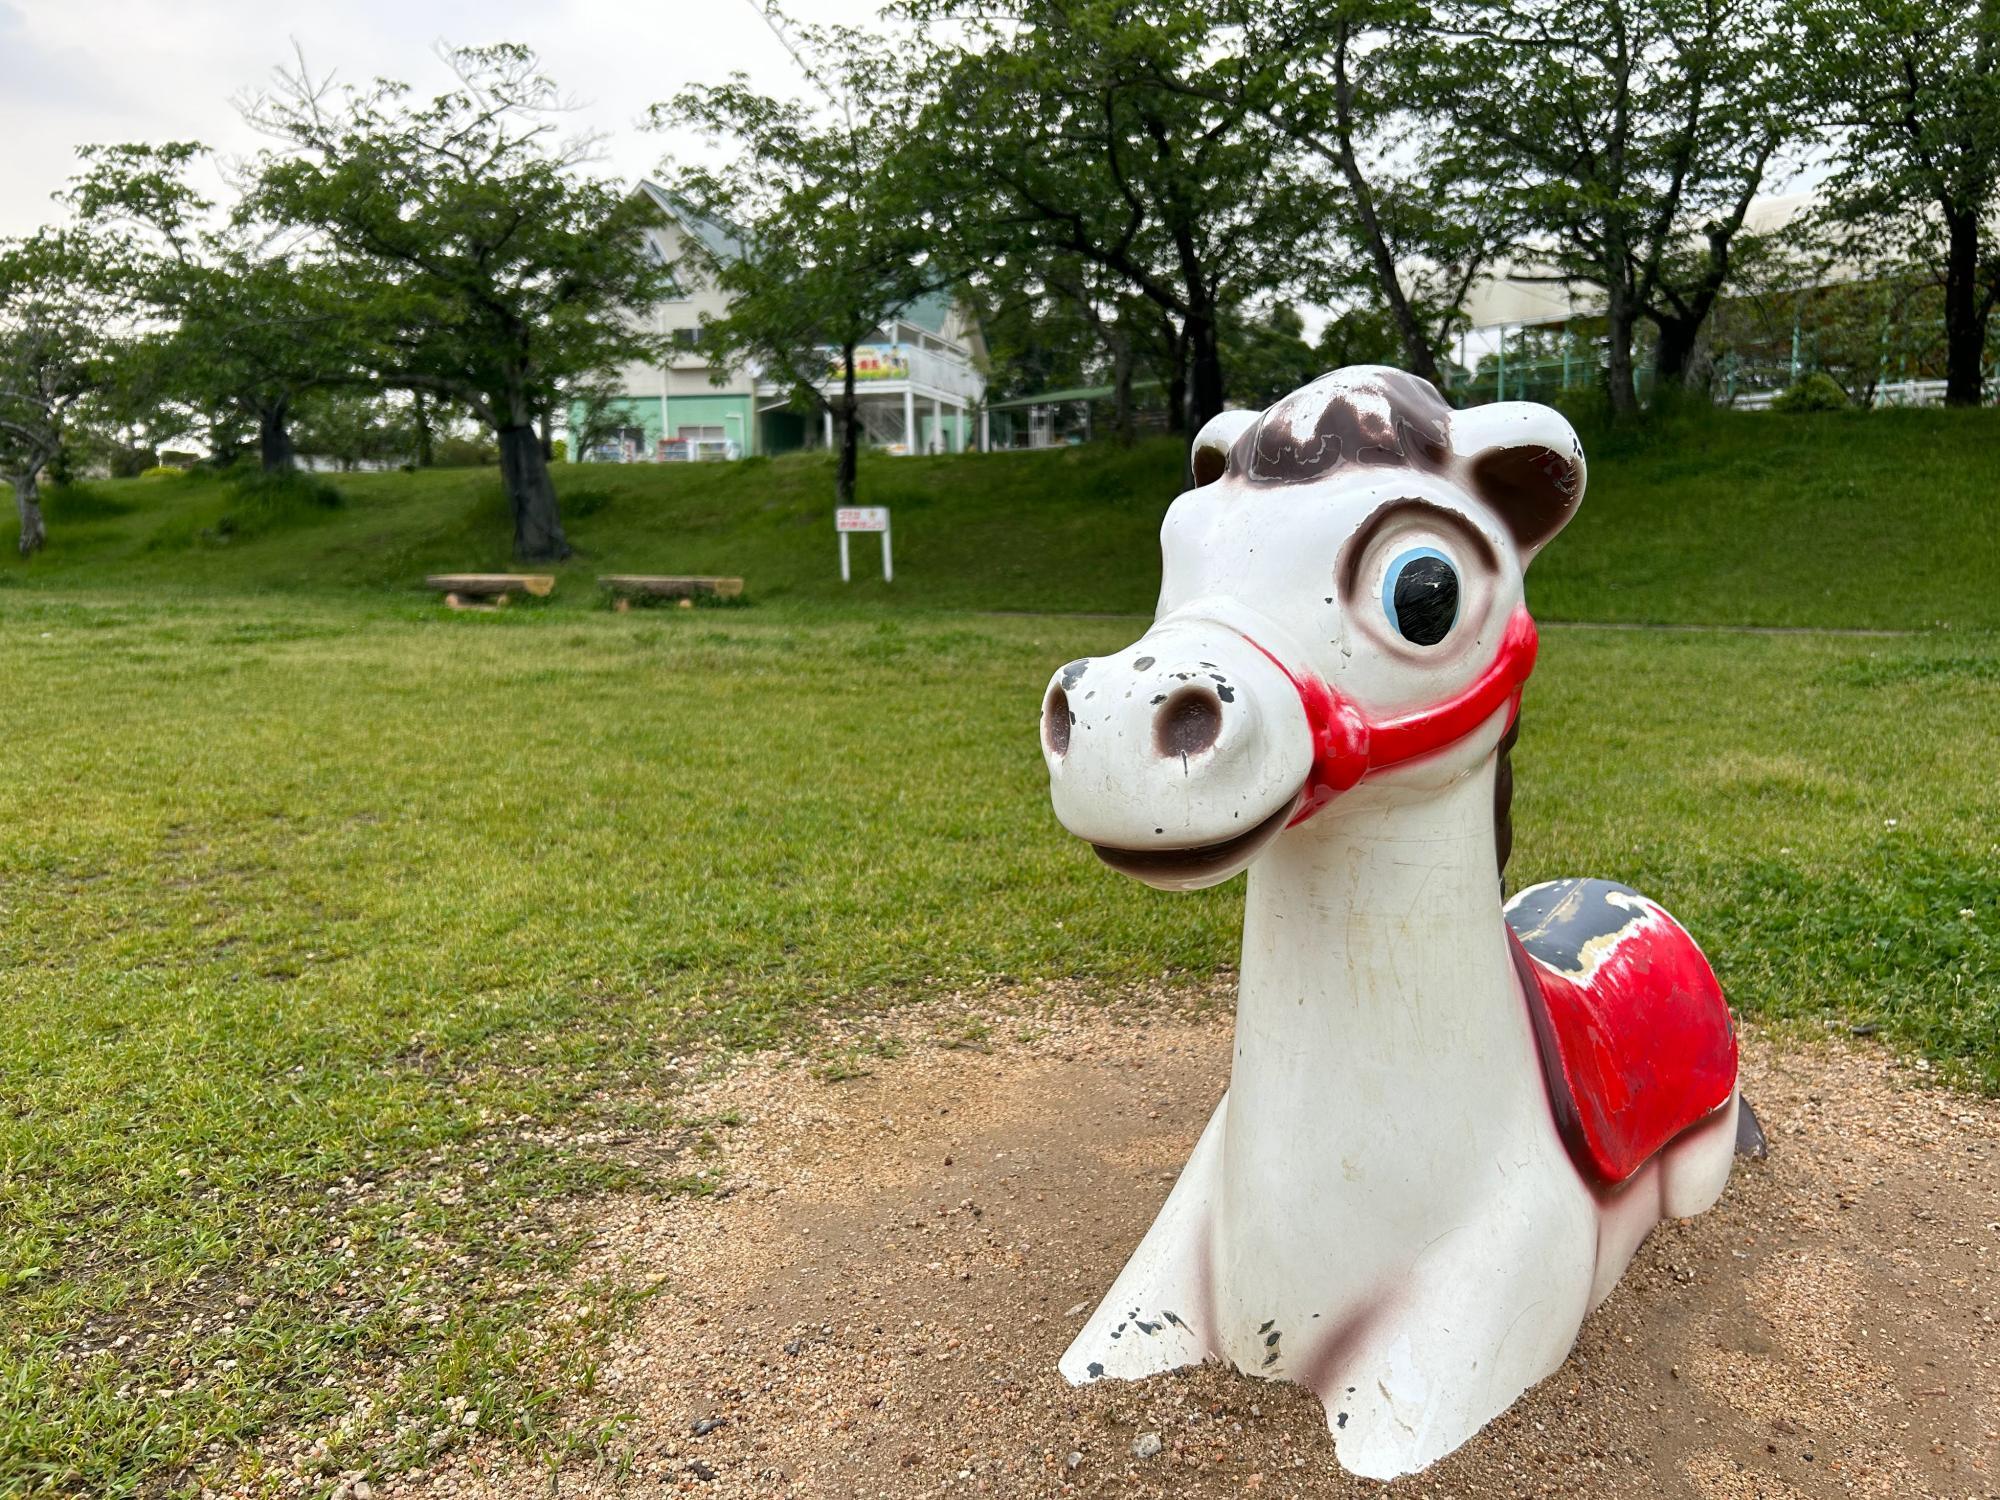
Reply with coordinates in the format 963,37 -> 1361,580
1220,303 -> 1323,409
1424,0 -> 1800,405
0,229 -> 136,551
1205,0 -> 1517,385
434,432 -> 500,469
1771,373 -> 1850,412
181,470 -> 346,549
901,0 -> 1319,426
289,390 -> 417,471
66,142 -> 361,472
240,44 -> 679,556
662,18 -> 937,506
138,464 -> 188,480
1799,0 -> 2000,402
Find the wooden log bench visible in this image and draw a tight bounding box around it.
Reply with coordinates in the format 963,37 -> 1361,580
424,574 -> 557,611
598,575 -> 745,611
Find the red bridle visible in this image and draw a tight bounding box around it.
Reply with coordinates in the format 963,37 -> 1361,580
1246,606 -> 1540,827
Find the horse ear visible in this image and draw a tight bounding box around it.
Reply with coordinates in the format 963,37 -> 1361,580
1452,402 -> 1587,562
1190,408 -> 1259,487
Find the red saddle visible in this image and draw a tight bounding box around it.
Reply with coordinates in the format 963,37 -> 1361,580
1504,879 -> 1738,1187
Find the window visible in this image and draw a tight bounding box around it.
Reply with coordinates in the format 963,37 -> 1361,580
676,424 -> 725,441
670,327 -> 703,354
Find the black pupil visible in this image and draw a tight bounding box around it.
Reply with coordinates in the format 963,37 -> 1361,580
1394,556 -> 1458,645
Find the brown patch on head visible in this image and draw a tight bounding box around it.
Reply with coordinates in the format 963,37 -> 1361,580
1230,368 -> 1452,486
1469,442 -> 1582,553
1191,442 -> 1229,488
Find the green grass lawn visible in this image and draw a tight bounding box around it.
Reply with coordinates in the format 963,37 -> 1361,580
2,410 -> 1997,1492
5,404 -> 2000,629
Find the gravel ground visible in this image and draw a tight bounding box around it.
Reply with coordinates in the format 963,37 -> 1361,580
393,989 -> 1998,1499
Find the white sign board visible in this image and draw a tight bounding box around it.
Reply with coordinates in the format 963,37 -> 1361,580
836,507 -> 892,582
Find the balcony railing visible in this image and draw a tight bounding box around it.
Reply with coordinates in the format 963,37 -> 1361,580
757,343 -> 984,405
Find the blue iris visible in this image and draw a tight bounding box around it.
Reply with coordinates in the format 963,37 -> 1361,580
1382,546 -> 1460,646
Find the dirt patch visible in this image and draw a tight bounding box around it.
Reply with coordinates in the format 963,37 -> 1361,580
402,1001 -> 1998,1499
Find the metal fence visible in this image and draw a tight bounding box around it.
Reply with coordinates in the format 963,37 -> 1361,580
1450,337 -> 1997,409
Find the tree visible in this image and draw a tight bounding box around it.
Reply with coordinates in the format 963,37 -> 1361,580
242,44 -> 676,558
1221,302 -> 1324,408
1191,0 -> 1511,390
663,11 -> 936,510
1803,0 -> 2000,406
905,0 -> 1314,432
0,232 -> 124,555
1429,0 -> 1797,411
68,142 -> 363,475
290,390 -> 418,470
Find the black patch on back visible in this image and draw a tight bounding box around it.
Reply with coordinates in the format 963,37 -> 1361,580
1228,369 -> 1452,486
1505,878 -> 1647,974
1494,713 -> 1519,885
1735,1097 -> 1768,1158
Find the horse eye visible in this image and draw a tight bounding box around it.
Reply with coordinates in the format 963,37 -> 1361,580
1382,547 -> 1460,646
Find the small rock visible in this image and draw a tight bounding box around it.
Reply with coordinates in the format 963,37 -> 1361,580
1133,1432 -> 1163,1460
688,1458 -> 717,1481
691,1416 -> 726,1437
352,1484 -> 373,1500
1064,1301 -> 1090,1318
784,1339 -> 803,1356
1066,1451 -> 1084,1471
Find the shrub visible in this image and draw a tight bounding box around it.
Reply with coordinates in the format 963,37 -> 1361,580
434,434 -> 500,467
138,465 -> 188,480
1771,373 -> 1850,413
196,469 -> 346,546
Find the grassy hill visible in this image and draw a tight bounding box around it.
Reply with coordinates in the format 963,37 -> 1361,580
6,404 -> 1999,629
4,405 -> 1998,1488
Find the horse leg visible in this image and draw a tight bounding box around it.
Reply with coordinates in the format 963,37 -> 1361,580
1589,1088 -> 1741,1308
1059,1094 -> 1227,1385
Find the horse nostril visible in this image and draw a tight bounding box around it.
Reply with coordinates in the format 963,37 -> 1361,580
1156,688 -> 1223,758
1044,685 -> 1072,757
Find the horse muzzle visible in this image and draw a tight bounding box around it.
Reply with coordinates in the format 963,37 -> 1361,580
1039,606 -> 1315,892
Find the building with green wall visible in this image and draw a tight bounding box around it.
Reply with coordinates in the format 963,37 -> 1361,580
572,183 -> 987,464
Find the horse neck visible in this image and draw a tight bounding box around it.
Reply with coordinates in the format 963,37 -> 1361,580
1233,756 -> 1542,1109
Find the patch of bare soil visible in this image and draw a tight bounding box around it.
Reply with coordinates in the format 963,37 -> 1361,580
403,996 -> 1998,1499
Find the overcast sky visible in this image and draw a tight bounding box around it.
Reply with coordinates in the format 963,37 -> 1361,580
0,0 -> 887,239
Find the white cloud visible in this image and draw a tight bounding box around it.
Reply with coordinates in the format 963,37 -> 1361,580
0,0 -> 887,237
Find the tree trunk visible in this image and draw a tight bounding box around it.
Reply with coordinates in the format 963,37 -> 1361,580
539,408 -> 555,461
835,342 -> 859,509
1942,208 -> 1988,407
413,391 -> 435,468
1603,274 -> 1640,417
1186,304 -> 1226,433
499,423 -> 570,561
13,471 -> 46,557
259,400 -> 295,473
1653,314 -> 1703,389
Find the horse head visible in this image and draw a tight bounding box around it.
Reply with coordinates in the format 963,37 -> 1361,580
1038,366 -> 1585,890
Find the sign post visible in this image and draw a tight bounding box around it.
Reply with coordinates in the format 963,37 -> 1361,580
835,506 -> 892,583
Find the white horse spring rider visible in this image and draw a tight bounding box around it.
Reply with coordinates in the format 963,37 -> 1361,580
1037,367 -> 1762,1478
